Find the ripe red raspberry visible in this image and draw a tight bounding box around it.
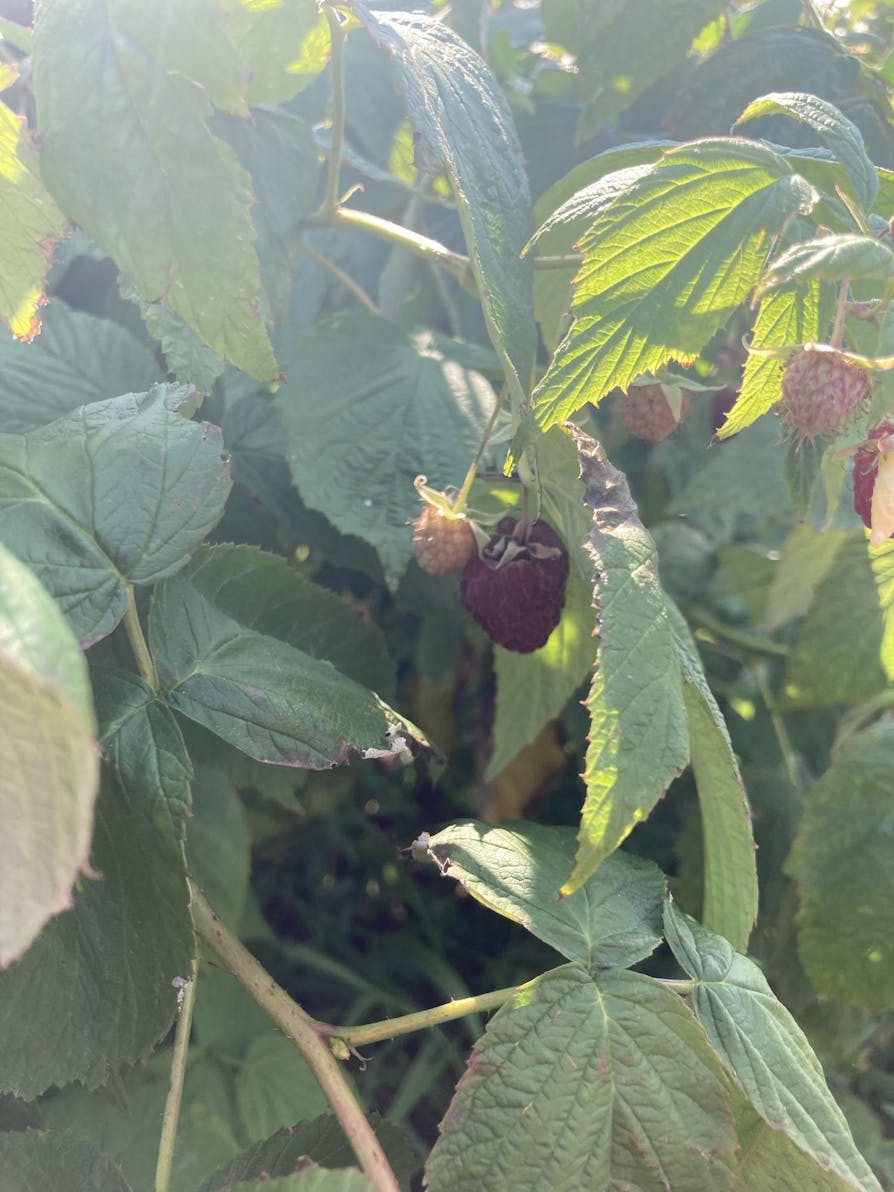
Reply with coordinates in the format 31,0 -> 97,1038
779,347 -> 869,440
621,384 -> 690,442
460,517 -> 569,653
853,422 -> 894,545
412,505 -> 476,575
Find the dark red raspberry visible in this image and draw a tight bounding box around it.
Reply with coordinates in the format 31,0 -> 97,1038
412,505 -> 476,575
853,422 -> 894,541
621,384 -> 690,442
709,387 -> 739,438
780,347 -> 869,440
460,517 -> 569,653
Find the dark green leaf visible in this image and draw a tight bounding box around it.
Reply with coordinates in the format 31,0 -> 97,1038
279,314 -> 496,585
0,544 -> 98,966
735,92 -> 878,211
33,0 -> 277,378
534,140 -> 817,430
236,1035 -> 328,1142
425,822 -> 666,970
358,9 -> 535,409
0,386 -> 232,645
0,771 -> 193,1098
0,1130 -> 131,1192
425,964 -> 736,1191
0,302 -> 163,434
567,428 -> 689,892
149,547 -> 414,768
787,724 -> 894,1009
664,903 -> 881,1191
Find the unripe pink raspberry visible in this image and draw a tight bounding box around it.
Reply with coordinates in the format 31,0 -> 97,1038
780,348 -> 869,440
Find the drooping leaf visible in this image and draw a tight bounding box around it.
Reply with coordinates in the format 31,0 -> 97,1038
783,533 -> 893,708
0,303 -> 164,434
669,605 -> 757,951
664,902 -> 881,1192
762,234 -> 894,292
0,1130 -> 131,1192
487,570 -> 596,778
0,770 -> 193,1099
717,281 -> 829,439
0,92 -> 67,341
357,8 -> 535,409
425,963 -> 737,1192
735,92 -> 878,211
0,545 -> 98,966
566,428 -> 689,892
222,0 -> 330,105
33,0 -> 278,378
425,822 -> 665,971
787,724 -> 894,1010
127,290 -> 227,394
149,547 -> 415,768
533,140 -> 816,430
279,314 -> 496,585
0,386 -> 232,645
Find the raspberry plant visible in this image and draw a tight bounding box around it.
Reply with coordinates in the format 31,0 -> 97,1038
1,2 -> 894,1190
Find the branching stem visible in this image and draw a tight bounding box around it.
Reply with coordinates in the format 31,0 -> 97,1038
154,953 -> 198,1192
190,884 -> 400,1192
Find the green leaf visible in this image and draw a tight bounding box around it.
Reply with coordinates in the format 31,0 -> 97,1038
0,1130 -> 131,1192
0,386 -> 232,645
149,547 -> 413,768
0,303 -> 164,434
0,92 -> 66,341
762,234 -> 894,292
783,533 -> 894,708
487,570 -> 596,778
425,822 -> 665,971
734,1099 -> 855,1191
669,606 -> 757,951
664,902 -> 881,1192
425,964 -> 736,1192
785,436 -> 826,518
567,429 -> 689,892
212,106 -> 321,322
221,1173 -> 374,1192
198,1114 -> 418,1192
0,545 -> 98,966
33,0 -> 278,379
762,523 -> 847,630
0,770 -> 193,1098
127,291 -> 227,394
718,281 -> 830,439
93,668 -> 192,834
236,1034 -> 329,1142
735,92 -> 878,211
358,9 -> 535,409
222,0 -> 330,105
787,724 -> 894,1010
279,314 -> 497,585
534,140 -> 817,430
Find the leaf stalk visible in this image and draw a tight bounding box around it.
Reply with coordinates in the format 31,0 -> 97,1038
154,953 -> 198,1192
124,586 -> 159,691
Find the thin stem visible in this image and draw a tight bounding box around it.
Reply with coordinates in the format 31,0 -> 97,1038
322,6 -> 347,218
190,884 -> 399,1192
309,206 -> 475,290
124,586 -> 159,691
301,242 -> 380,316
830,277 -> 850,350
323,985 -> 519,1048
453,386 -> 509,513
691,607 -> 790,659
155,954 -> 199,1192
529,253 -> 583,270
754,665 -> 801,789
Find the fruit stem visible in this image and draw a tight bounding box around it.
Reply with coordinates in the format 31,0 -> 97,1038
830,277 -> 850,350
453,384 -> 509,514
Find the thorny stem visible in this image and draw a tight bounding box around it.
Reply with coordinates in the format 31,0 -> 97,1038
324,985 -> 520,1048
124,586 -> 159,691
154,954 -> 199,1192
830,277 -> 851,350
322,5 -> 348,218
300,242 -> 380,316
453,386 -> 510,514
190,884 -> 400,1192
